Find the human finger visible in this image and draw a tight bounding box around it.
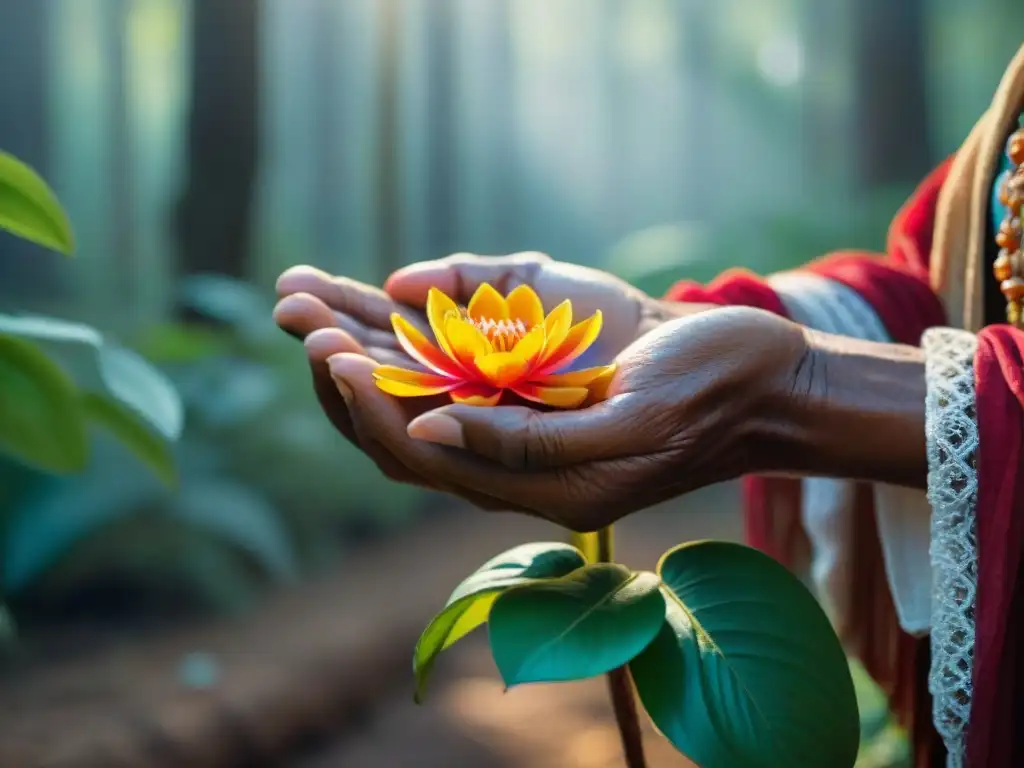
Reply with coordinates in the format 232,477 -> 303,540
384,252 -> 551,307
405,396 -> 650,471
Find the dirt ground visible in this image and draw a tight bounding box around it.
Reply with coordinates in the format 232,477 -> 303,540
297,633 -> 697,768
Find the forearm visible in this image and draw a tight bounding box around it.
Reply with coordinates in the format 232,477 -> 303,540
762,329 -> 929,489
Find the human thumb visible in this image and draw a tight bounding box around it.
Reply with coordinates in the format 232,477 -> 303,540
406,400 -> 632,470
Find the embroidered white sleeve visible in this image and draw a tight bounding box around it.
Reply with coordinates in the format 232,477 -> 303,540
922,327 -> 979,768
769,272 -> 934,637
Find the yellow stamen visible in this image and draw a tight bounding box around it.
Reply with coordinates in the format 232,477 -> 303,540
464,312 -> 530,353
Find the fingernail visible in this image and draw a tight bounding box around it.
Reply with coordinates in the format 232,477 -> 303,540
332,375 -> 353,404
327,354 -> 355,403
408,413 -> 464,448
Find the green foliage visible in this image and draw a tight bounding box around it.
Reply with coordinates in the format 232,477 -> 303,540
0,334 -> 89,473
490,564 -> 664,689
0,313 -> 183,441
630,541 -> 859,768
80,393 -> 177,487
0,150 -> 74,255
413,542 -> 586,702
851,660 -> 910,767
0,149 -> 188,620
1,445 -> 297,597
0,316 -> 180,487
0,151 -> 181,489
418,539 -> 860,768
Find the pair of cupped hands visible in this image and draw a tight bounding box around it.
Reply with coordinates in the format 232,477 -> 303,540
274,252 -> 807,530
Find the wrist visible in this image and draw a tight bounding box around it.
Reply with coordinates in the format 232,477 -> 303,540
756,328 -> 928,488
641,298 -> 721,336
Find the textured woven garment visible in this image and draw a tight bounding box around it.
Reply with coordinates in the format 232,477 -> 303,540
922,327 -> 980,768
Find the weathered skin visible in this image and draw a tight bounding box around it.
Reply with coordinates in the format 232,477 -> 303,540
273,251 -> 927,530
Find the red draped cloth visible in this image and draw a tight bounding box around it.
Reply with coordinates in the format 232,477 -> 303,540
665,157 -> 1024,766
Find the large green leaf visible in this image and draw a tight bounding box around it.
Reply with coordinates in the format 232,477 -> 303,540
0,334 -> 88,473
414,541 -> 586,703
0,314 -> 183,440
80,392 -> 177,487
489,563 -> 665,688
629,541 -> 859,768
0,150 -> 74,254
97,344 -> 183,441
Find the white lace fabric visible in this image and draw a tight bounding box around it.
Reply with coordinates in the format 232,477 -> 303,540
923,327 -> 980,768
770,275 -> 981,766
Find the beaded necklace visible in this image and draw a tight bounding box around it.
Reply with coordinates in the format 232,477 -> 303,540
993,126 -> 1024,325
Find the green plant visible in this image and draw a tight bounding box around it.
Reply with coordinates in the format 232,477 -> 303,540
0,150 -> 181,481
414,524 -> 860,768
0,150 -> 184,629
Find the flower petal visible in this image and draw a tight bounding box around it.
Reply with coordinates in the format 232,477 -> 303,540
582,364 -> 617,404
512,383 -> 590,409
532,363 -> 615,388
506,284 -> 545,328
390,313 -> 464,377
475,351 -> 531,388
467,283 -> 508,322
541,300 -> 573,361
373,365 -> 461,397
450,382 -> 503,407
511,323 -> 545,365
444,315 -> 492,367
427,287 -> 461,358
539,311 -> 603,372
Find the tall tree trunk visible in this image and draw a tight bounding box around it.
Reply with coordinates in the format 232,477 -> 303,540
850,0 -> 931,188
313,0 -> 343,271
799,2 -> 845,193
0,1 -> 54,297
110,0 -> 134,311
174,0 -> 260,302
488,2 -> 517,252
676,0 -> 715,219
374,0 -> 403,279
600,0 -> 623,242
424,0 -> 457,261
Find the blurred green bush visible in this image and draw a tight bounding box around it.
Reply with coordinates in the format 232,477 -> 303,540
0,152 -> 426,631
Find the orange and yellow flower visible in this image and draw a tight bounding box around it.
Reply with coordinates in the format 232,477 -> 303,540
372,283 -> 615,408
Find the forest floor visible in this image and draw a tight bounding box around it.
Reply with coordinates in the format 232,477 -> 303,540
0,484 -> 741,768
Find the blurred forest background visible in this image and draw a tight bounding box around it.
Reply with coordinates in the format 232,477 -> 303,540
0,0 -> 1022,632
0,3 -> 1021,764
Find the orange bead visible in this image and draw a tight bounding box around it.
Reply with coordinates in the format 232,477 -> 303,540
995,250 -> 1015,281
1001,277 -> 1024,301
997,217 -> 1022,251
1000,179 -> 1011,206
1009,131 -> 1024,166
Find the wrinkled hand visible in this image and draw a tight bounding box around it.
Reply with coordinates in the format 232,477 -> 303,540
323,306 -> 808,530
273,252 -> 706,498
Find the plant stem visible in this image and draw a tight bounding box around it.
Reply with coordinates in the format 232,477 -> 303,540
596,526 -> 648,768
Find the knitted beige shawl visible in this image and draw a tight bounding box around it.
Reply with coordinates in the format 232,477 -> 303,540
932,43 -> 1024,331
